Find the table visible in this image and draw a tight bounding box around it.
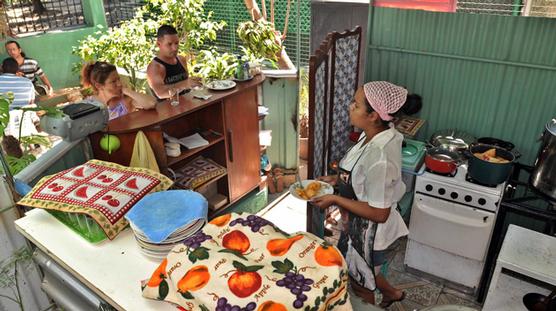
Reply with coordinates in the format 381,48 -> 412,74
36,87 -> 82,107
15,209 -> 176,311
482,224 -> 556,310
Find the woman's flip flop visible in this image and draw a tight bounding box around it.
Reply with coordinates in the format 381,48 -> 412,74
379,291 -> 406,308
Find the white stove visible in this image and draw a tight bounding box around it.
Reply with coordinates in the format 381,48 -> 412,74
405,164 -> 506,292
415,164 -> 505,212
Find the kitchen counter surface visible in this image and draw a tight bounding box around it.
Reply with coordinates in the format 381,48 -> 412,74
497,224 -> 556,285
15,209 -> 175,311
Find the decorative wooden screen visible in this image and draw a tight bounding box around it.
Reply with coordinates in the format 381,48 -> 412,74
306,26 -> 362,236
327,26 -> 363,166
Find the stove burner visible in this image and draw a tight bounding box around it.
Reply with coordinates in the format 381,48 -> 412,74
425,168 -> 457,178
465,174 -> 499,188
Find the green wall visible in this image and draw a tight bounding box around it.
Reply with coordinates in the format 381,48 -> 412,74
366,7 -> 556,165
261,77 -> 299,169
0,0 -> 106,89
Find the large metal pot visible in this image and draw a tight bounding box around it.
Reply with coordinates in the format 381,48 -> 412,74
477,137 -> 515,151
530,119 -> 556,201
468,143 -> 516,186
425,147 -> 461,175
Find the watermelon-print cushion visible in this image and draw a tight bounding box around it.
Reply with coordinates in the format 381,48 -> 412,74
18,159 -> 173,240
141,213 -> 352,311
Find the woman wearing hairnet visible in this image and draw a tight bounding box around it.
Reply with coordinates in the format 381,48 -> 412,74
313,81 -> 409,307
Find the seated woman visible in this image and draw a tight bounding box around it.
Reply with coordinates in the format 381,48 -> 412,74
81,62 -> 156,120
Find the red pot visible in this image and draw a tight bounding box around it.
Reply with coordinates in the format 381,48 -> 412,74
425,147 -> 461,174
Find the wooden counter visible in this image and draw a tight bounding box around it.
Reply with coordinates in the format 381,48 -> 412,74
90,75 -> 265,213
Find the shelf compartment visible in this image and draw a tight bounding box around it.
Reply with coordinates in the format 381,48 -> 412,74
166,131 -> 224,166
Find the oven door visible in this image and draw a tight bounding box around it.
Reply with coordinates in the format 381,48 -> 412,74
409,193 -> 495,261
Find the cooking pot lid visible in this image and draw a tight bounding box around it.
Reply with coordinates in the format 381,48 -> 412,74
430,129 -> 475,151
547,118 -> 556,136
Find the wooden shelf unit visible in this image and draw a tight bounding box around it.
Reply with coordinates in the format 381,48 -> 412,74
90,75 -> 265,215
166,132 -> 224,167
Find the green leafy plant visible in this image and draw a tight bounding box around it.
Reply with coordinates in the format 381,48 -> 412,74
73,19 -> 158,91
140,0 -> 225,53
191,49 -> 238,81
237,20 -> 282,64
0,94 -> 60,175
0,94 -> 9,134
0,247 -> 33,311
73,0 -> 225,91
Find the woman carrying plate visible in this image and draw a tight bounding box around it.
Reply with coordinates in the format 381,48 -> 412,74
312,81 -> 409,307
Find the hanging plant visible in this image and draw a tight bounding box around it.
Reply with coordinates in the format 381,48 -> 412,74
237,20 -> 282,64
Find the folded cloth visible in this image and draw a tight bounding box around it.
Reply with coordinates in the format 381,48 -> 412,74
141,213 -> 352,310
129,130 -> 160,173
125,190 -> 208,243
18,159 -> 173,240
175,156 -> 226,189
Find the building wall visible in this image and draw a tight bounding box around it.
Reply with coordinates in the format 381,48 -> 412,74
366,7 -> 556,164
0,0 -> 106,89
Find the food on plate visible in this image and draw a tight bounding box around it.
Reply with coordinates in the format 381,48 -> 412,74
474,148 -> 510,163
295,181 -> 322,200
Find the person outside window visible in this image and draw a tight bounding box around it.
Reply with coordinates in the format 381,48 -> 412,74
5,40 -> 53,95
0,57 -> 39,139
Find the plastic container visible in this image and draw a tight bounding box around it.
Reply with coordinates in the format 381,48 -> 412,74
48,210 -> 107,243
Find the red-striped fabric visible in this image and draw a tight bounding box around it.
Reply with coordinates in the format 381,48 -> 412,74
373,0 -> 456,12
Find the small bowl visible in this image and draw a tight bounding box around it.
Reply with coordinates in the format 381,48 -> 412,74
164,142 -> 180,151
165,148 -> 181,157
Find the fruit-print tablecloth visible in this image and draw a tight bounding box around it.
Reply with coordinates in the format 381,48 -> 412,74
18,159 -> 173,240
141,213 -> 352,311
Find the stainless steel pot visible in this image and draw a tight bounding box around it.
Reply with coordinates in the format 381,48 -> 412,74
429,129 -> 476,153
468,143 -> 516,186
530,118 -> 556,201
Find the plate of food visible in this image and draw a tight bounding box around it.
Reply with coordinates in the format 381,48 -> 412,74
205,80 -> 236,91
289,180 -> 334,201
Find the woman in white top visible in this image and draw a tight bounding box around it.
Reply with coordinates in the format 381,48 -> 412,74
312,81 -> 409,306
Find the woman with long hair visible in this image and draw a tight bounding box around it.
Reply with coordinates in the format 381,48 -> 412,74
81,61 -> 156,120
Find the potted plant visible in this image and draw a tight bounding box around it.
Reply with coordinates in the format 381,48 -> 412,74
236,20 -> 282,69
240,0 -> 295,71
190,49 -> 238,81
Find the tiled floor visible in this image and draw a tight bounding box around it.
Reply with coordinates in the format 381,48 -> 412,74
260,195 -> 483,311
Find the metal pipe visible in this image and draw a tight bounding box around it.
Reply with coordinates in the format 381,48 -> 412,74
368,45 -> 556,72
33,250 -> 104,308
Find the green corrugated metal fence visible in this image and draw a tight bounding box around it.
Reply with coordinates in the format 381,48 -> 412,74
366,7 -> 556,165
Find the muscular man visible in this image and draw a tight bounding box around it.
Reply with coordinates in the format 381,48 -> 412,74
146,25 -> 199,101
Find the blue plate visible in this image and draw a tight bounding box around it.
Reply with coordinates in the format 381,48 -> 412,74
125,190 -> 208,243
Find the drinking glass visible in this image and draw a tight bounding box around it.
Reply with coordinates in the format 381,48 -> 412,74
169,88 -> 180,106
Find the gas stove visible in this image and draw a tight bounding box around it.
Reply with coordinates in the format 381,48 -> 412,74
407,163 -> 507,292
416,164 -> 505,213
